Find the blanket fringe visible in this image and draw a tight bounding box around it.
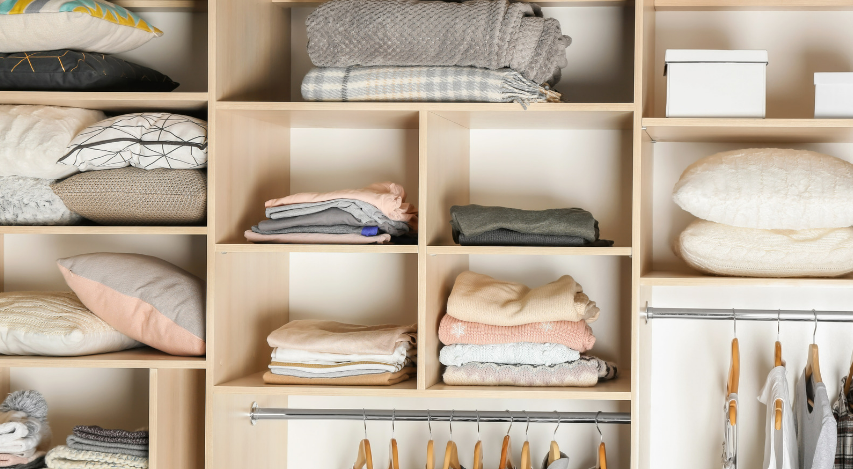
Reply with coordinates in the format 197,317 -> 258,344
501,72 -> 563,109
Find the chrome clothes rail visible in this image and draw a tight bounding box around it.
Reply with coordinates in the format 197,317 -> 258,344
248,404 -> 631,426
643,307 -> 853,323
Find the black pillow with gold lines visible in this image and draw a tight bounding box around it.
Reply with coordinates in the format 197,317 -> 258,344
0,50 -> 179,92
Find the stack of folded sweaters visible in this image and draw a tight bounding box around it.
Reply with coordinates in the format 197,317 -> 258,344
245,182 -> 418,245
264,320 -> 417,386
438,271 -> 616,387
450,205 -> 613,247
46,426 -> 148,469
301,0 -> 569,106
0,391 -> 50,469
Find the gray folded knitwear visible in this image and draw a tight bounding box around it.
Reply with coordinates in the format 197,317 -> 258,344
450,205 -> 607,245
306,0 -> 571,85
265,200 -> 410,236
252,224 -> 373,236
457,229 -> 614,247
72,426 -> 148,445
66,435 -> 148,458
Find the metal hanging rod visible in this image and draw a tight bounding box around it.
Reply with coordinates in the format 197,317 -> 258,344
249,404 -> 630,426
644,307 -> 853,323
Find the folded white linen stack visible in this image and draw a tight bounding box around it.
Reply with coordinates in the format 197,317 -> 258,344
269,342 -> 416,378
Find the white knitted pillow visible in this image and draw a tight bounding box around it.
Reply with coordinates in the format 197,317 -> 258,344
0,291 -> 141,356
673,148 -> 853,230
674,220 -> 853,278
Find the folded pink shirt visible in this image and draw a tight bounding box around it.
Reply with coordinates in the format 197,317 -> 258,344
438,315 -> 595,352
264,182 -> 418,227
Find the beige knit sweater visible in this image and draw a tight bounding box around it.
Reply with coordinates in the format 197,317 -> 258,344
446,271 -> 599,326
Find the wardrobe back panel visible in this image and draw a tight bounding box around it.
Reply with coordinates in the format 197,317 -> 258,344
211,394 -> 289,469
653,11 -> 853,118
647,286 -> 853,469
150,369 -> 206,469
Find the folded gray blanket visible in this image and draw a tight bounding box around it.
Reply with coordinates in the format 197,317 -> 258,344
450,205 -> 600,242
258,208 -> 371,231
302,66 -> 561,107
72,426 -> 148,445
306,0 -> 571,85
251,225 -> 373,236
66,435 -> 148,458
265,199 -> 410,236
458,229 -> 613,247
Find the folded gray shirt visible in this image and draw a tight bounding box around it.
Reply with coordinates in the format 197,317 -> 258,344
252,224 -> 372,235
450,205 -> 599,242
265,199 -> 410,236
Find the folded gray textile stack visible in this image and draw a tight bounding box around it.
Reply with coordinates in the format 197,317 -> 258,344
450,205 -> 614,247
65,425 -> 149,458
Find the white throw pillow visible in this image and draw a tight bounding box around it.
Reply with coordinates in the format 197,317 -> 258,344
674,219 -> 853,278
0,0 -> 162,54
61,113 -> 208,171
0,291 -> 142,356
673,148 -> 853,230
0,176 -> 82,225
0,105 -> 105,179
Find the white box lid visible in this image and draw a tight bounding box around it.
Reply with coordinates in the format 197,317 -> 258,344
665,49 -> 769,64
815,72 -> 853,85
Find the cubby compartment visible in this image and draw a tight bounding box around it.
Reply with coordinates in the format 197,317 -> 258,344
213,108 -> 419,248
1,366 -> 204,469
424,108 -> 633,253
213,251 -> 419,391
423,253 -> 632,398
215,0 -> 635,103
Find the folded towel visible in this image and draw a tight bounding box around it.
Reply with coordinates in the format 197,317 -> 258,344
262,368 -> 414,386
447,271 -> 599,326
251,225 -> 378,236
245,231 -> 392,245
439,315 -> 595,352
306,0 -> 571,85
0,392 -> 50,454
442,357 -> 616,387
267,320 -> 417,355
45,446 -> 148,469
0,451 -> 44,467
72,427 -> 148,446
457,229 -> 614,247
262,200 -> 411,236
439,343 -> 580,367
0,422 -> 28,444
302,66 -> 560,107
66,435 -> 148,458
269,361 -> 409,374
451,205 -> 600,242
272,342 -> 414,366
265,182 -> 417,226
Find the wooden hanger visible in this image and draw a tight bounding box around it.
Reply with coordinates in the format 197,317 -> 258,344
354,409 -> 374,469
472,411 -> 483,469
388,410 -> 399,469
727,311 -> 740,425
442,411 -> 461,469
499,412 -> 516,469
773,311 -> 783,431
519,413 -> 532,469
547,412 -> 561,467
805,310 -> 823,408
596,412 -> 607,469
426,410 -> 435,469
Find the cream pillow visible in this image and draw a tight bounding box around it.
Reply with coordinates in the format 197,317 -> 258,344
0,291 -> 141,356
673,148 -> 853,230
674,220 -> 853,278
0,105 -> 105,179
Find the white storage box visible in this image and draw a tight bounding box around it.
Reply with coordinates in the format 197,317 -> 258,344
815,73 -> 853,118
665,50 -> 768,118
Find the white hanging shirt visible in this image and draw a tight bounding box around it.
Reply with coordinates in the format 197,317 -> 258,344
758,366 -> 799,469
795,369 -> 838,469
722,393 -> 738,469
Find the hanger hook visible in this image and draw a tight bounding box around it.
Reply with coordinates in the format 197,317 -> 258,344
595,412 -> 603,443
363,408 -> 368,440
553,411 -> 560,439
449,410 -> 454,441
813,309 -> 818,344
427,409 -> 432,439
391,408 -> 395,438
524,411 -> 530,442
476,410 -> 480,441
506,410 -> 514,436
732,308 -> 736,338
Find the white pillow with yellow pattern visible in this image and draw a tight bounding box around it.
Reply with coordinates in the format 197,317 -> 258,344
0,0 -> 162,54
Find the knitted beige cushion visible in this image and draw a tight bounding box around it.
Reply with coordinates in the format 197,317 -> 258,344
0,291 -> 140,356
675,219 -> 853,278
50,167 -> 206,225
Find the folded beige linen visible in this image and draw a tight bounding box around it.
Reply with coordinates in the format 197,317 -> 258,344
447,271 -> 599,326
267,320 -> 417,355
264,182 -> 418,226
245,230 -> 392,244
262,368 -> 414,386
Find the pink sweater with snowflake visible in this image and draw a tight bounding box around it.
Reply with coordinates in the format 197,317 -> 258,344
438,315 -> 595,352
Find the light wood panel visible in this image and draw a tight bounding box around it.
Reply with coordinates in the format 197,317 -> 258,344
426,246 -> 632,256
643,118 -> 853,143
424,112 -> 470,246
213,105 -> 420,129
423,255 -> 469,390
114,0 -> 206,10
214,372 -> 418,396
211,394 -> 288,469
654,0 -> 853,10
640,271 -> 853,286
0,368 -> 8,397
150,369 -> 206,469
0,226 -> 207,235
216,243 -> 418,254
0,92 -> 209,111
0,348 -> 206,369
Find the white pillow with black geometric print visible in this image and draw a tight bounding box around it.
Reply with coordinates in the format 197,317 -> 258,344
60,113 -> 208,171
